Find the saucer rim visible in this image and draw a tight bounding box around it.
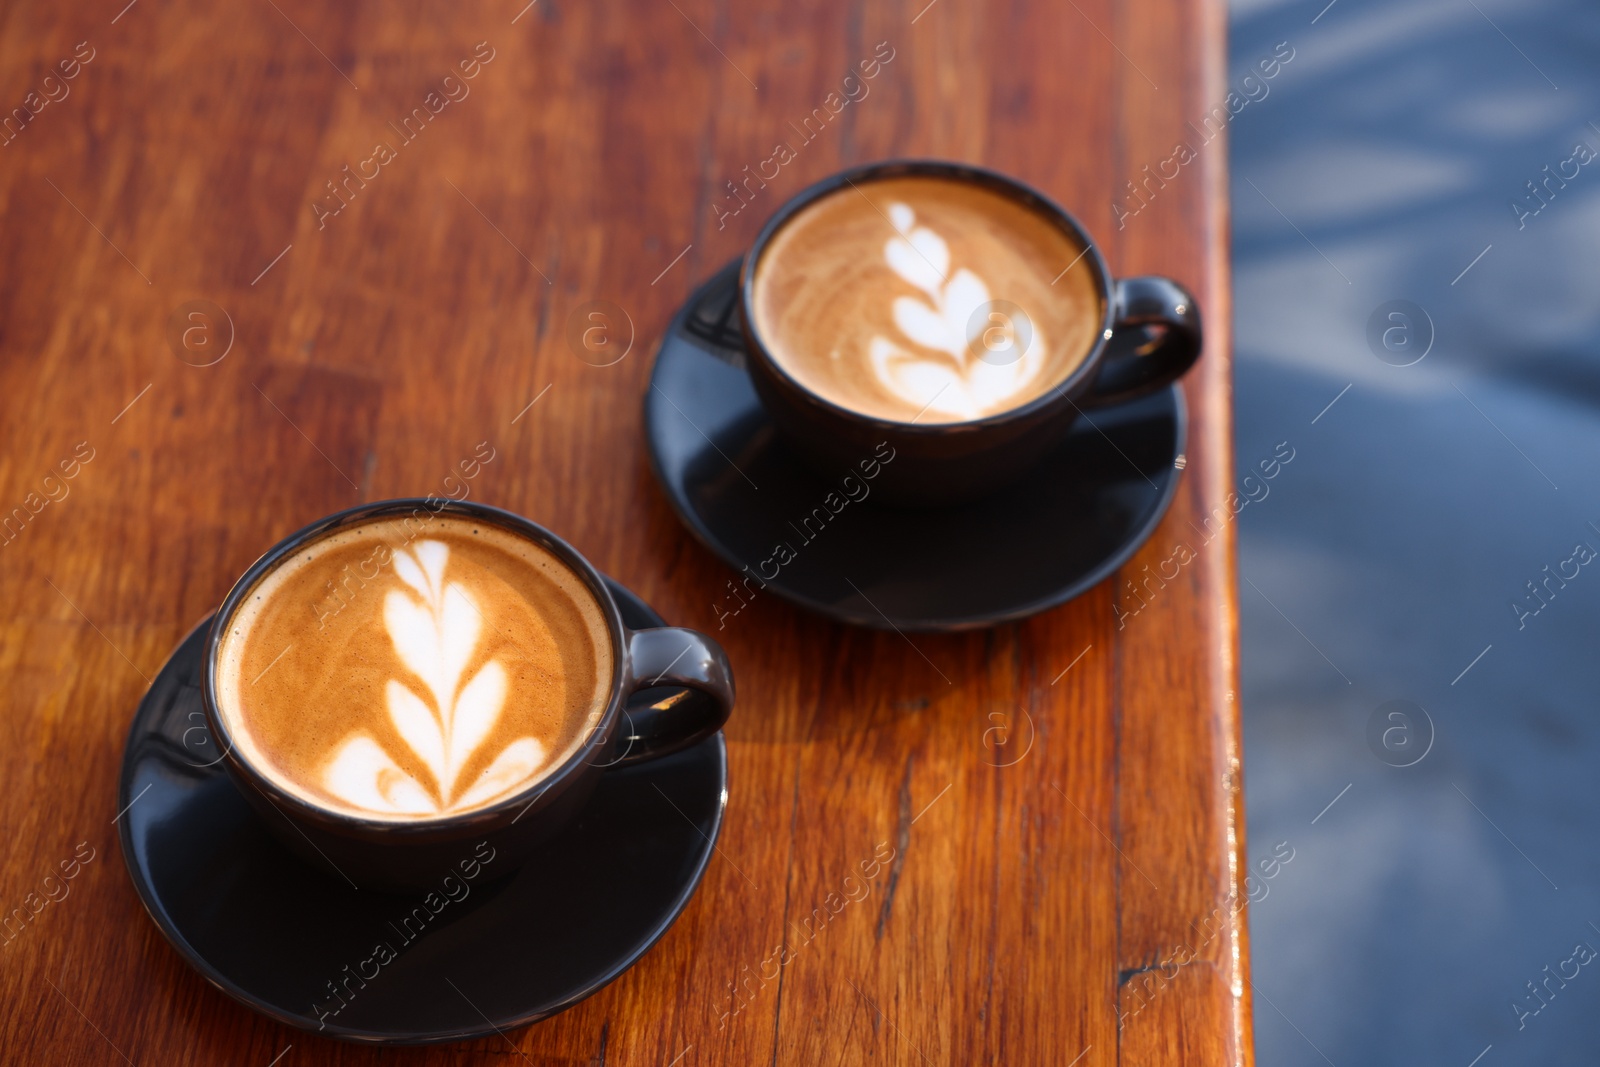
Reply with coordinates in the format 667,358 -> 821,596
117,585 -> 727,1046
643,264 -> 1188,632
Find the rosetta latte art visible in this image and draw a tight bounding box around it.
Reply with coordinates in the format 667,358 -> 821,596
322,541 -> 546,816
868,203 -> 1046,421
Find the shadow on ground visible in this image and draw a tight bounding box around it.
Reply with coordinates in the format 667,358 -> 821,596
1228,0 -> 1600,1063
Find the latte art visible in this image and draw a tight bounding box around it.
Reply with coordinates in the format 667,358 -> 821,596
751,175 -> 1102,424
869,202 -> 1046,421
323,541 -> 540,815
215,515 -> 612,821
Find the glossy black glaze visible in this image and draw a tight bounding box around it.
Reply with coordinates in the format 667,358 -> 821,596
117,582 -> 726,1045
737,159 -> 1202,504
619,628 -> 736,764
199,499 -> 733,890
1097,276 -> 1204,403
645,261 -> 1187,632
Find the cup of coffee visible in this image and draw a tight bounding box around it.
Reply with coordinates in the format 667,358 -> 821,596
740,160 -> 1202,504
201,499 -> 734,890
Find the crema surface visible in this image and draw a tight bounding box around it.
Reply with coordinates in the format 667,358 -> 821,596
751,175 -> 1104,424
215,514 -> 613,820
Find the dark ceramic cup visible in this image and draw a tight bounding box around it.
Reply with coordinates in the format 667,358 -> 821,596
739,159 -> 1203,505
200,498 -> 734,891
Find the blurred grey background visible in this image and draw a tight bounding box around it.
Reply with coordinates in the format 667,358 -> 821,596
1229,0 -> 1600,1063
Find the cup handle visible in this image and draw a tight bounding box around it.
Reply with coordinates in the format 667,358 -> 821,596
1084,276 -> 1203,407
613,627 -> 735,766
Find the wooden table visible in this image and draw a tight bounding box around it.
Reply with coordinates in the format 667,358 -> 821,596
0,0 -> 1246,1062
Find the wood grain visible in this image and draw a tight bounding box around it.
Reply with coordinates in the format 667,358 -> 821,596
0,0 -> 1247,1063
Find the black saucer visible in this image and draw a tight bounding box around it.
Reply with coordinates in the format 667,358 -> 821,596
643,262 -> 1187,631
117,580 -> 726,1046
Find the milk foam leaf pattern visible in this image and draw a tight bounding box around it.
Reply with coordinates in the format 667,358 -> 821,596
456,737 -> 546,810
385,680 -> 446,786
322,736 -> 439,815
447,659 -> 510,794
870,202 -> 1046,420
320,541 -> 547,816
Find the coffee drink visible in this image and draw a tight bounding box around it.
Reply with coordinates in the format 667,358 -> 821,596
749,174 -> 1104,425
214,513 -> 614,821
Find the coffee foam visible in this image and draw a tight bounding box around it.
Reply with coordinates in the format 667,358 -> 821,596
751,175 -> 1104,424
215,514 -> 614,821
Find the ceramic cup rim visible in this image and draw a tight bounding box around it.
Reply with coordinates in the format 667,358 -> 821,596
200,497 -> 630,837
738,157 -> 1117,434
